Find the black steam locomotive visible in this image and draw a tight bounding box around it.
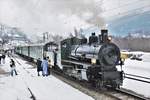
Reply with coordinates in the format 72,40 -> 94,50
61,29 -> 124,88
15,29 -> 124,89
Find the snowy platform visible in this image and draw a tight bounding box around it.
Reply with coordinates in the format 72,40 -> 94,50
0,56 -> 94,100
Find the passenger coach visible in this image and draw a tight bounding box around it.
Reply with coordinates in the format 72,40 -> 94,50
15,42 -> 58,67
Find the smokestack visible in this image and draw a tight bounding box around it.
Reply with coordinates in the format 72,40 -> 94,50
101,29 -> 108,43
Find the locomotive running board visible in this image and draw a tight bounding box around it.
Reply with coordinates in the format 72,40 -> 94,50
62,60 -> 92,66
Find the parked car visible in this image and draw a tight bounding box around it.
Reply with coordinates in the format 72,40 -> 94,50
130,55 -> 142,61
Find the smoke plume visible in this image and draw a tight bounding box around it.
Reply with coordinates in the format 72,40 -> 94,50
48,0 -> 105,27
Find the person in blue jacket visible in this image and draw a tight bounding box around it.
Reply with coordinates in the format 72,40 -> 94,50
41,57 -> 48,76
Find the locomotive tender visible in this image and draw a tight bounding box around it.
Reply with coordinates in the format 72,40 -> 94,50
15,29 -> 124,89
61,29 -> 124,88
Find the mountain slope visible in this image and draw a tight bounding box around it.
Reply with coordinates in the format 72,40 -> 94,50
108,12 -> 150,36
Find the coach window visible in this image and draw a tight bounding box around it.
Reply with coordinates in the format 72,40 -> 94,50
48,45 -> 56,52
47,45 -> 51,51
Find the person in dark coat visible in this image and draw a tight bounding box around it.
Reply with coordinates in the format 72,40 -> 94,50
36,58 -> 42,76
10,59 -> 18,76
2,52 -> 6,64
47,57 -> 52,75
0,53 -> 2,64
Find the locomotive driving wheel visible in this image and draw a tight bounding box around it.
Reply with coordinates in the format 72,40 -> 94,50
111,81 -> 120,89
95,79 -> 104,89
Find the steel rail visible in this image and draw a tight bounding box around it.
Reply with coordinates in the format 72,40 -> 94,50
8,54 -> 36,100
125,76 -> 150,84
116,88 -> 149,100
125,73 -> 150,80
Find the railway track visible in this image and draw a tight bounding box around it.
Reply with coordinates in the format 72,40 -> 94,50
52,70 -> 149,100
125,73 -> 150,84
12,54 -> 150,100
8,54 -> 36,100
104,88 -> 148,100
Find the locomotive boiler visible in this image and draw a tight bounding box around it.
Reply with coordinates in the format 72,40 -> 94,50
61,29 -> 124,88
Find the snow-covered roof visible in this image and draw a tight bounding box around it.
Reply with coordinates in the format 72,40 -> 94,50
13,34 -> 21,37
16,41 -> 57,47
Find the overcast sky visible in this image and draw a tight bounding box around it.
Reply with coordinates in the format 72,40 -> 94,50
0,0 -> 150,39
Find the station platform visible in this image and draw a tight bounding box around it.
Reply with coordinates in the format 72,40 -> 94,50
0,55 -> 94,100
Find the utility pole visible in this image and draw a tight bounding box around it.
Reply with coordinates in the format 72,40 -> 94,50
45,32 -> 49,40
43,32 -> 46,43
43,32 -> 49,43
0,25 -> 3,37
0,25 -> 4,48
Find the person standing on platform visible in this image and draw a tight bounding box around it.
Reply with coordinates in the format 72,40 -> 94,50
0,53 -> 2,64
10,59 -> 18,76
2,52 -> 6,64
41,57 -> 48,76
36,58 -> 42,76
7,50 -> 10,57
47,57 -> 52,75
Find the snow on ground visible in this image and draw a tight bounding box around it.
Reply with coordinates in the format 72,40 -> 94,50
122,52 -> 150,98
140,53 -> 150,62
1,52 -> 150,99
0,56 -> 94,100
0,76 -> 31,100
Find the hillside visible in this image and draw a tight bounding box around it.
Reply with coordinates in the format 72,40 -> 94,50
0,24 -> 30,46
108,12 -> 150,36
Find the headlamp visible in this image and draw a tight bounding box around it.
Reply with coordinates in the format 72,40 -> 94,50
91,58 -> 96,64
108,36 -> 112,41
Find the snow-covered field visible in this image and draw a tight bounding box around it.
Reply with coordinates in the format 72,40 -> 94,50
122,52 -> 150,98
0,56 -> 94,100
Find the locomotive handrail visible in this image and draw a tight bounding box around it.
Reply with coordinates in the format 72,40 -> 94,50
62,60 -> 92,66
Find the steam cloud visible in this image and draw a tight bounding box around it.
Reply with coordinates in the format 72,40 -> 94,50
0,0 -> 105,41
48,0 -> 105,27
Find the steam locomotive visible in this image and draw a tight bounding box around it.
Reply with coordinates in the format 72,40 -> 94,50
15,29 -> 124,89
61,29 -> 124,88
